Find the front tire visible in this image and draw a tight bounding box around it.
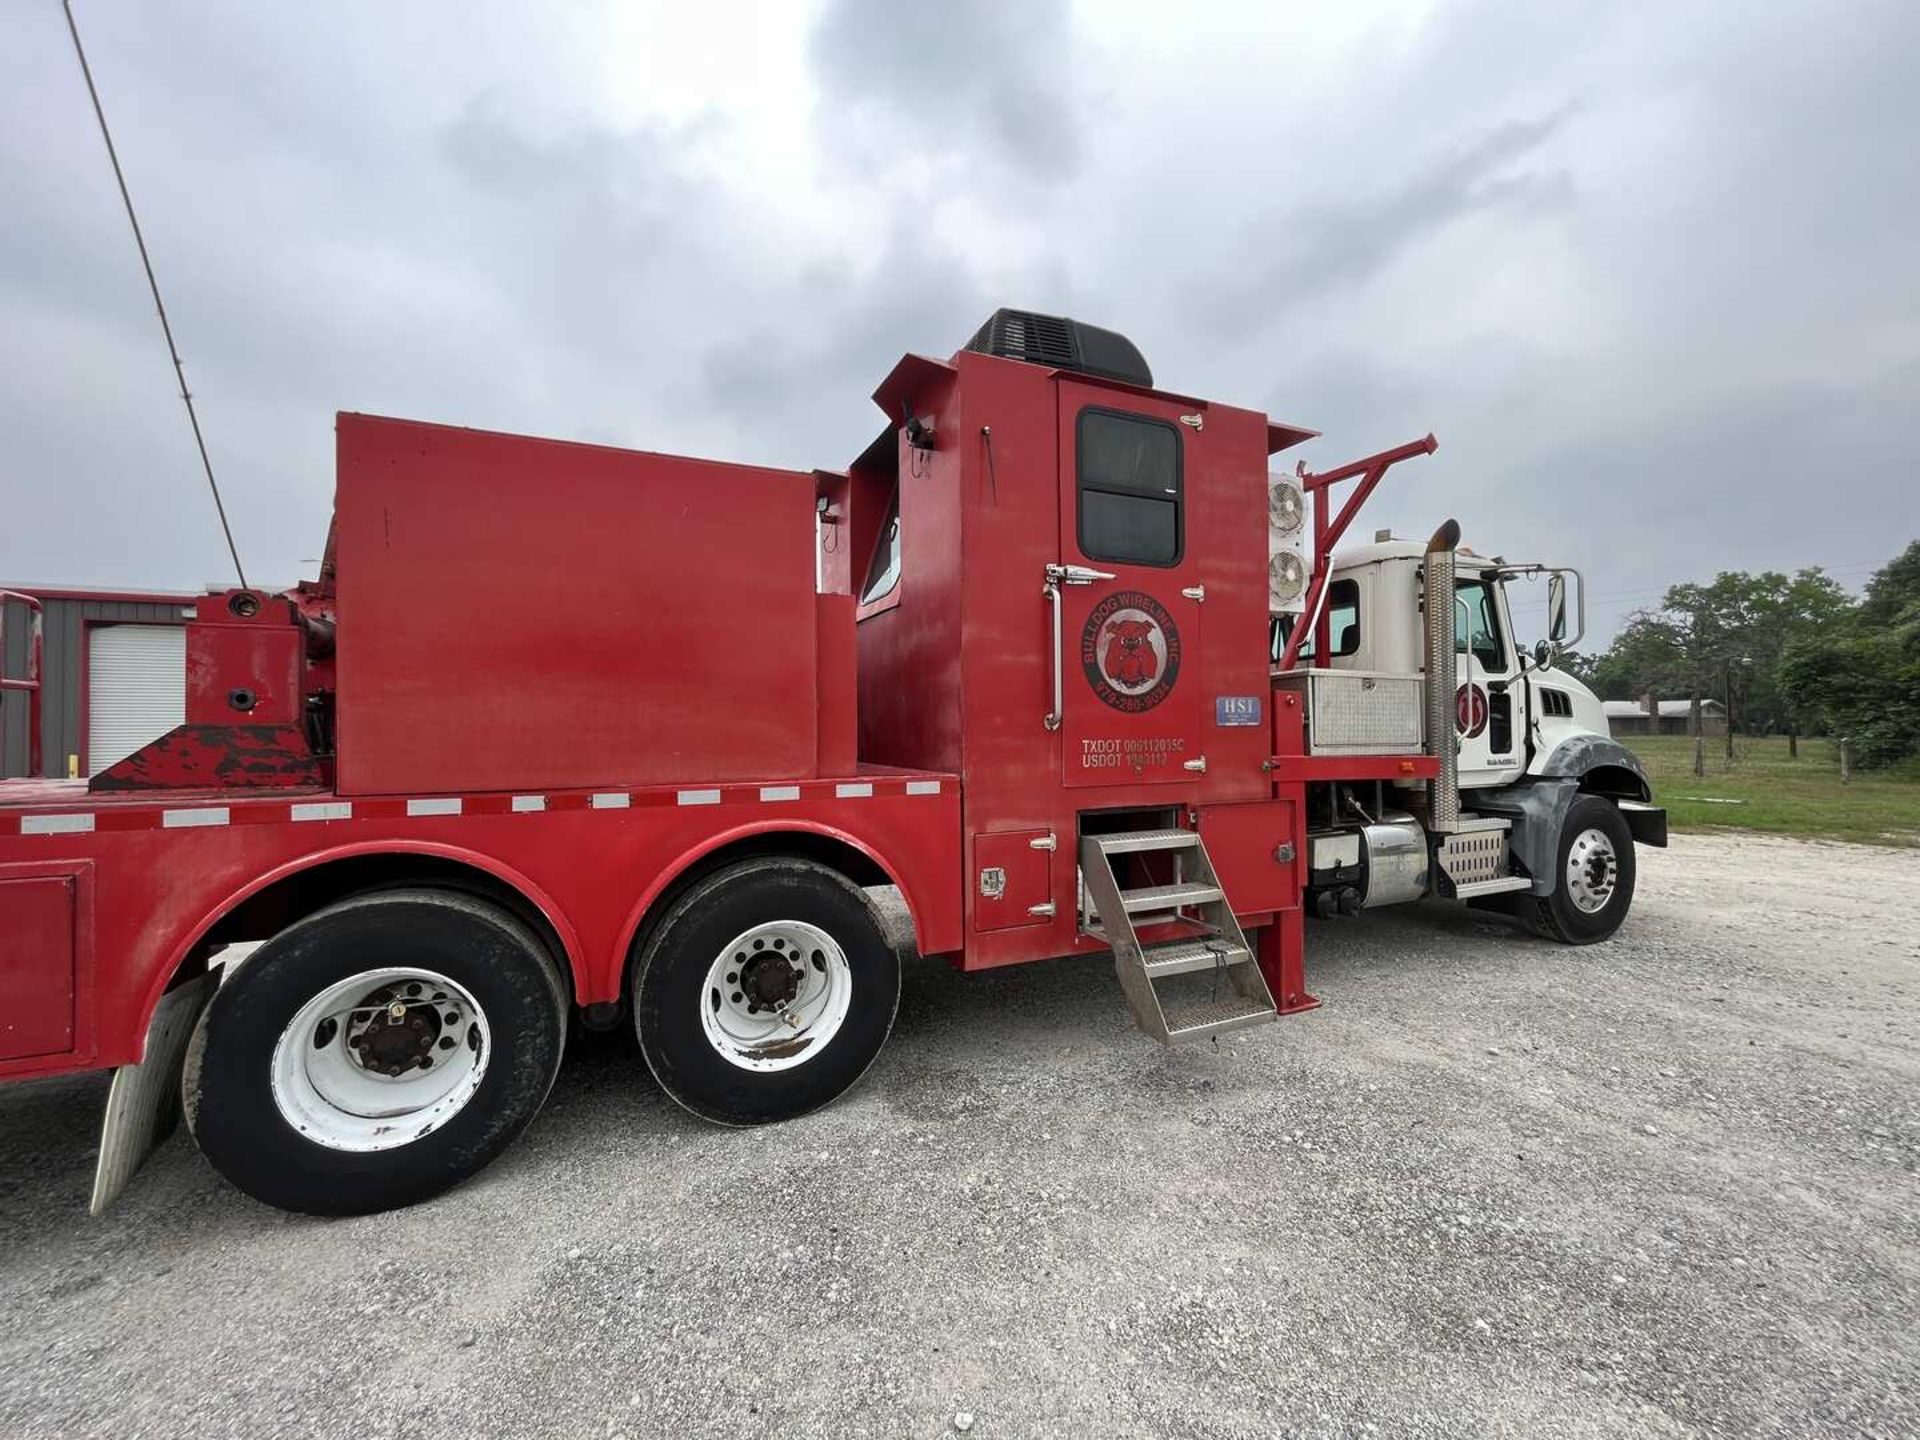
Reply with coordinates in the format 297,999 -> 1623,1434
633,858 -> 899,1125
185,889 -> 567,1215
1530,795 -> 1637,944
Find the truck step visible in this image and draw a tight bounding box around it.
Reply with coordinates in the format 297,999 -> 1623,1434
1141,938 -> 1250,979
1119,881 -> 1223,913
1077,830 -> 1278,1046
1452,876 -> 1533,899
1091,828 -> 1201,856
1163,994 -> 1275,1042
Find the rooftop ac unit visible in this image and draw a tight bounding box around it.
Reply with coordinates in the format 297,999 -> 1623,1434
1268,476 -> 1307,613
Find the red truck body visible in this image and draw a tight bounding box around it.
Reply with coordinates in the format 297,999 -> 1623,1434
0,325 -> 1447,1214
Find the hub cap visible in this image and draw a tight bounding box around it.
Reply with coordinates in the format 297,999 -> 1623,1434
699,921 -> 852,1073
1564,827 -> 1619,914
270,967 -> 490,1152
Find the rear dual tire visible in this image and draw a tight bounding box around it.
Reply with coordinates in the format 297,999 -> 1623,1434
633,858 -> 900,1125
184,889 -> 566,1215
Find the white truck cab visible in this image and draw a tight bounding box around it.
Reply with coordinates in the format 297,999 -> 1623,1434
1278,531 -> 1665,943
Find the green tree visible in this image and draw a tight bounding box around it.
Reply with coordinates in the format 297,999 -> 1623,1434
1780,541 -> 1920,768
1579,567 -> 1853,735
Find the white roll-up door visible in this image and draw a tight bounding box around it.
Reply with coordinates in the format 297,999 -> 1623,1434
87,624 -> 186,775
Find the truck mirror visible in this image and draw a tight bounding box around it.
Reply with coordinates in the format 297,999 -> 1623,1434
1547,573 -> 1568,642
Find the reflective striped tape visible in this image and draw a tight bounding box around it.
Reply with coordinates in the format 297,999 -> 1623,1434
21,813 -> 94,835
6,773 -> 951,836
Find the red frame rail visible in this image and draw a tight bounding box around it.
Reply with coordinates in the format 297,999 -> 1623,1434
0,591 -> 44,777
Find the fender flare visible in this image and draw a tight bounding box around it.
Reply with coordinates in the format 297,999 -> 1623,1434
607,818 -> 938,1003
1536,734 -> 1653,802
133,840 -> 590,1056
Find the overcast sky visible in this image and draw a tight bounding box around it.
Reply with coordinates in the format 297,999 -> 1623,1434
3,0 -> 1915,642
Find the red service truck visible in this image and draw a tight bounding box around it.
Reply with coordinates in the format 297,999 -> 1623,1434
0,310 -> 1664,1214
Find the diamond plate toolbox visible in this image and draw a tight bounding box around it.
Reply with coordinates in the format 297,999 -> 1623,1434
1273,669 -> 1425,755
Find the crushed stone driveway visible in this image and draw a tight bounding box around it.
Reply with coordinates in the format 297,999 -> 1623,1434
2,832 -> 1917,1439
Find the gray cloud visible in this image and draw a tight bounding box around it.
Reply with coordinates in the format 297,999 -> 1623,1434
0,0 -> 1914,648
809,0 -> 1083,183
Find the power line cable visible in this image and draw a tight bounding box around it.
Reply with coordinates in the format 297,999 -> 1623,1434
62,0 -> 248,589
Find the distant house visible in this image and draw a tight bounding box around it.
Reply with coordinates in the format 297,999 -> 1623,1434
1603,696 -> 1727,737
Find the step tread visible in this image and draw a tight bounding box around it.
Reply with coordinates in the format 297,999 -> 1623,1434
1164,994 -> 1275,1040
1141,939 -> 1251,978
1120,881 -> 1224,912
1092,828 -> 1201,855
1452,875 -> 1533,898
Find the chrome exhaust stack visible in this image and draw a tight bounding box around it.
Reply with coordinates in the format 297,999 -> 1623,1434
1423,519 -> 1462,832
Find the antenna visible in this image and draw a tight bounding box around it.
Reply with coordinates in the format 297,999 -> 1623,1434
62,1 -> 249,589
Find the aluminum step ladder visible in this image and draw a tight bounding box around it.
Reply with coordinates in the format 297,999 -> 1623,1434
1078,828 -> 1277,1043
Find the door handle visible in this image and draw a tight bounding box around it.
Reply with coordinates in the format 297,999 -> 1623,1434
1046,564 -> 1115,586
1043,565 -> 1116,731
1043,575 -> 1064,731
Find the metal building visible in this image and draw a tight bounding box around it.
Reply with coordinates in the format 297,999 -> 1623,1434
0,586 -> 198,780
1601,696 -> 1726,737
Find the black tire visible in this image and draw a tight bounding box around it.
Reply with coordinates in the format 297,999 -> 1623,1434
1529,795 -> 1637,944
184,889 -> 567,1215
634,858 -> 899,1125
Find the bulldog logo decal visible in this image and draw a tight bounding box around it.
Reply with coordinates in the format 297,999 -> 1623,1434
1082,591 -> 1181,713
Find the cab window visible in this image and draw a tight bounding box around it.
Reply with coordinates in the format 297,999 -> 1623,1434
858,491 -> 901,608
1455,578 -> 1506,670
1273,579 -> 1359,662
1077,408 -> 1182,566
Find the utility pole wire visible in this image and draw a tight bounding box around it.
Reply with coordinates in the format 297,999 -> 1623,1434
62,0 -> 249,590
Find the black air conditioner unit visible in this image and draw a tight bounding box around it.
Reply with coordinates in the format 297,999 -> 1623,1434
963,308 -> 1153,388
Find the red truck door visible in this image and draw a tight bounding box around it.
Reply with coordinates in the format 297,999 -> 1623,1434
1053,381 -> 1205,788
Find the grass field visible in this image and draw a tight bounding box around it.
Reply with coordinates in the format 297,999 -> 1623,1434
1622,733 -> 1920,847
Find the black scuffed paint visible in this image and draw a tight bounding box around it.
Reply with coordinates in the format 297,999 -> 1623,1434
88,723 -> 322,792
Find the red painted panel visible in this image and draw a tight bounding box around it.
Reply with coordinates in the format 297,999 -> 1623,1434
1194,798 -> 1299,916
334,415 -> 820,796
0,874 -> 74,1060
186,623 -> 302,726
815,595 -> 856,774
970,829 -> 1052,933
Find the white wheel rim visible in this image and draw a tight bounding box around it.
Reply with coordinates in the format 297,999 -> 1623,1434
270,967 -> 490,1152
698,920 -> 852,1073
1565,827 -> 1619,914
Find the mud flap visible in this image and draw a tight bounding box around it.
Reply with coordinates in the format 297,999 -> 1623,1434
89,971 -> 218,1216
1618,801 -> 1669,848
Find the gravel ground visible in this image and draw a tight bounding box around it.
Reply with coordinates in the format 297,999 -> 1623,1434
2,832 -> 1917,1439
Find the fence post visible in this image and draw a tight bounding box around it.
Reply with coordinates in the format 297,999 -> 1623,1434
1690,689 -> 1705,777
1840,737 -> 1851,785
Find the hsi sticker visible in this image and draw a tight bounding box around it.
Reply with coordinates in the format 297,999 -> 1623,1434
1215,696 -> 1262,727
